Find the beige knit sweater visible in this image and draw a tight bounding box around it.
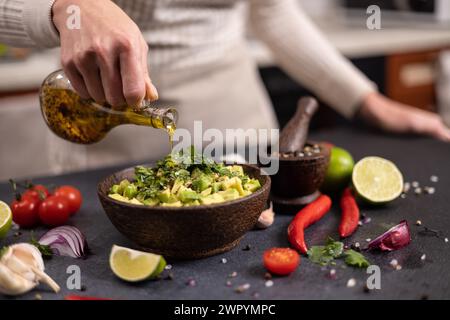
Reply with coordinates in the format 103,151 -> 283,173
0,0 -> 375,117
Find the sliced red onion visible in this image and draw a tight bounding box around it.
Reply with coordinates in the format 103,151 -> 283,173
39,226 -> 88,258
368,220 -> 411,251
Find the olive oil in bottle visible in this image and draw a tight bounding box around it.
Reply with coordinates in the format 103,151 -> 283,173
39,70 -> 177,145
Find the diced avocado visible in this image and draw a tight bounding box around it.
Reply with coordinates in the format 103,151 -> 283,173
157,188 -> 178,203
118,179 -> 130,194
218,188 -> 240,201
143,198 -> 159,206
178,188 -> 200,203
200,193 -> 225,205
184,200 -> 201,206
109,193 -> 130,202
110,184 -> 120,194
242,190 -> 251,197
191,168 -> 203,179
222,177 -> 245,196
123,184 -> 138,199
218,176 -> 229,182
212,182 -> 222,193
192,174 -> 213,192
200,187 -> 212,197
229,165 -> 244,175
161,201 -> 182,207
129,198 -> 143,205
171,178 -> 184,194
244,179 -> 261,192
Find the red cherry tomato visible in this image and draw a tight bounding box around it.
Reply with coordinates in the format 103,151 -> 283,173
10,197 -> 40,228
38,195 -> 71,227
263,248 -> 300,276
31,184 -> 51,197
54,186 -> 82,215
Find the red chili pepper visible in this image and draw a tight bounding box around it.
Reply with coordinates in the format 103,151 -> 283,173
288,194 -> 332,254
339,188 -> 360,238
64,295 -> 111,300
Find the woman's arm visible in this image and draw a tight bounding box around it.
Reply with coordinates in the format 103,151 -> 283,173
249,0 -> 450,142
0,0 -> 59,47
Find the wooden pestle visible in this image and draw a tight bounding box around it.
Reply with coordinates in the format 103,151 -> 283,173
279,97 -> 319,154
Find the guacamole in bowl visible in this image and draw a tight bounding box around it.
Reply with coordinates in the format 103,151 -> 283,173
108,149 -> 261,207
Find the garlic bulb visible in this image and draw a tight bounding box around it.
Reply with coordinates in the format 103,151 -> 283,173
0,243 -> 60,296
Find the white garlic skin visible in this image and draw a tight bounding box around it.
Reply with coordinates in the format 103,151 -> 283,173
256,202 -> 275,229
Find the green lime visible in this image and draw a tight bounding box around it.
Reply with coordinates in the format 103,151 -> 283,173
322,147 -> 355,192
109,245 -> 166,282
352,156 -> 403,204
0,201 -> 12,239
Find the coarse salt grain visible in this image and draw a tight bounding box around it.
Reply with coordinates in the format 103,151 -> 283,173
265,280 -> 274,288
421,254 -> 426,261
412,181 -> 419,188
390,259 -> 398,268
430,175 -> 438,183
235,283 -> 250,293
346,278 -> 356,288
403,182 -> 411,193
221,258 -> 227,264
165,264 -> 172,270
424,187 -> 435,195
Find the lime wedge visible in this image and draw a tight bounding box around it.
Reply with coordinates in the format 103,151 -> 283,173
352,157 -> 403,204
0,201 -> 12,239
109,245 -> 166,282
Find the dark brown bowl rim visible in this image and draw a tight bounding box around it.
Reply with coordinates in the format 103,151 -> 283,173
97,163 -> 271,212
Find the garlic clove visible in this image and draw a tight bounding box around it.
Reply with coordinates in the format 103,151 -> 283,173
255,202 -> 275,229
0,243 -> 60,295
10,243 -> 45,271
1,252 -> 36,282
0,262 -> 37,296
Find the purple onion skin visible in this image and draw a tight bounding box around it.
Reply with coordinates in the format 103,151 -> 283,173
39,226 -> 88,258
368,220 -> 411,251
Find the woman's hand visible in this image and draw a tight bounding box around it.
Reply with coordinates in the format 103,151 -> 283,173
52,0 -> 158,107
358,92 -> 450,142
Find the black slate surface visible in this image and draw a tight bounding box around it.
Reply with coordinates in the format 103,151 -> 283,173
0,126 -> 449,300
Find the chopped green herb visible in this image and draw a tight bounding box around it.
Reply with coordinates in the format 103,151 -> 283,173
307,238 -> 343,266
0,246 -> 7,258
344,249 -> 370,268
307,239 -> 370,268
30,237 -> 53,259
108,147 -> 261,207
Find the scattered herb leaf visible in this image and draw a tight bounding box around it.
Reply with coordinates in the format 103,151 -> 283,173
0,246 -> 7,258
30,236 -> 53,259
308,239 -> 370,268
344,249 -> 370,268
307,238 -> 344,266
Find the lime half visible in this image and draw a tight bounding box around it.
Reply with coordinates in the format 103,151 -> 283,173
0,201 -> 12,239
352,157 -> 403,204
109,245 -> 166,282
